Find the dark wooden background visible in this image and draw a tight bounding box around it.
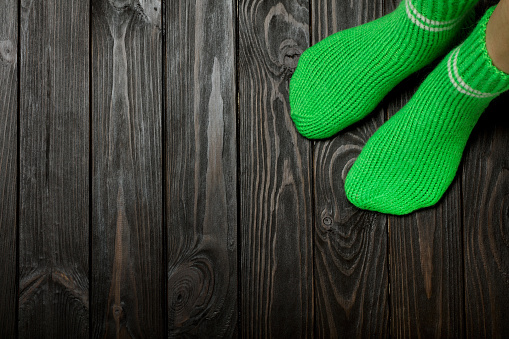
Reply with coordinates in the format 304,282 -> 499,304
1,0 -> 508,337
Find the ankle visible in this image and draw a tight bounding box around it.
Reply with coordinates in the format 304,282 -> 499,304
486,1 -> 509,74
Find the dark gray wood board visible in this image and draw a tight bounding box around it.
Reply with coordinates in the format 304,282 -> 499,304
0,0 -> 18,337
2,0 -> 508,337
91,0 -> 163,337
165,0 -> 238,336
18,0 -> 90,337
463,94 -> 509,337
311,0 -> 389,336
239,0 -> 314,337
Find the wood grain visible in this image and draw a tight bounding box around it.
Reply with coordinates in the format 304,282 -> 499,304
18,0 -> 90,337
166,1 -> 238,336
463,94 -> 509,337
0,0 -> 18,337
4,1 -> 509,336
311,0 -> 389,337
91,0 -> 163,337
239,0 -> 314,337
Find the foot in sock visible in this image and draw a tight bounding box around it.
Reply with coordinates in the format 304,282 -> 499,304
344,6 -> 509,215
289,0 -> 476,139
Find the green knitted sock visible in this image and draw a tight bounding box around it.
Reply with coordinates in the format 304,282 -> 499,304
289,0 -> 477,139
344,6 -> 509,215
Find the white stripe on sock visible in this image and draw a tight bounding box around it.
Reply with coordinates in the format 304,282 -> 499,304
405,0 -> 463,32
408,0 -> 462,26
447,46 -> 500,98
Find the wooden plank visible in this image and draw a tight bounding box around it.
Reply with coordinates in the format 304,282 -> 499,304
311,0 -> 389,337
91,0 -> 163,337
463,93 -> 509,337
0,0 -> 18,336
239,0 -> 314,337
18,0 -> 90,337
165,1 -> 237,336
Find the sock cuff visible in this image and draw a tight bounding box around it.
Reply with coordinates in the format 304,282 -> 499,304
402,0 -> 478,31
451,6 -> 509,98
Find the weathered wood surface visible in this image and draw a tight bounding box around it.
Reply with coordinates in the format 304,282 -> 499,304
91,0 -> 163,337
2,0 -> 509,337
238,0 -> 314,337
18,0 -> 90,337
165,0 -> 238,336
312,0 -> 389,337
463,94 -> 509,337
0,0 -> 18,337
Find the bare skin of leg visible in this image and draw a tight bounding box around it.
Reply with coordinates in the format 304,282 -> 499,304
486,0 -> 509,74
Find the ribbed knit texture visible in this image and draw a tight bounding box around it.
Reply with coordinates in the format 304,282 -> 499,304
289,0 -> 477,139
345,6 -> 509,215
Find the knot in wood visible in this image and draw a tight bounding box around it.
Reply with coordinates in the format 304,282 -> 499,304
112,304 -> 123,321
279,41 -> 302,71
0,40 -> 15,64
264,3 -> 308,76
322,216 -> 333,226
108,0 -> 132,11
168,259 -> 214,328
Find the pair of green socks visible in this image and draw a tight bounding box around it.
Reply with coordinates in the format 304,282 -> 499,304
289,0 -> 509,215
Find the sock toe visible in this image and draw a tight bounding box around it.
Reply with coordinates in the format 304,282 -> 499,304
289,46 -> 363,139
344,149 -> 446,215
289,0 -> 477,139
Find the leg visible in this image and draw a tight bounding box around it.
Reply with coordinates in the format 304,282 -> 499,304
487,0 -> 509,74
